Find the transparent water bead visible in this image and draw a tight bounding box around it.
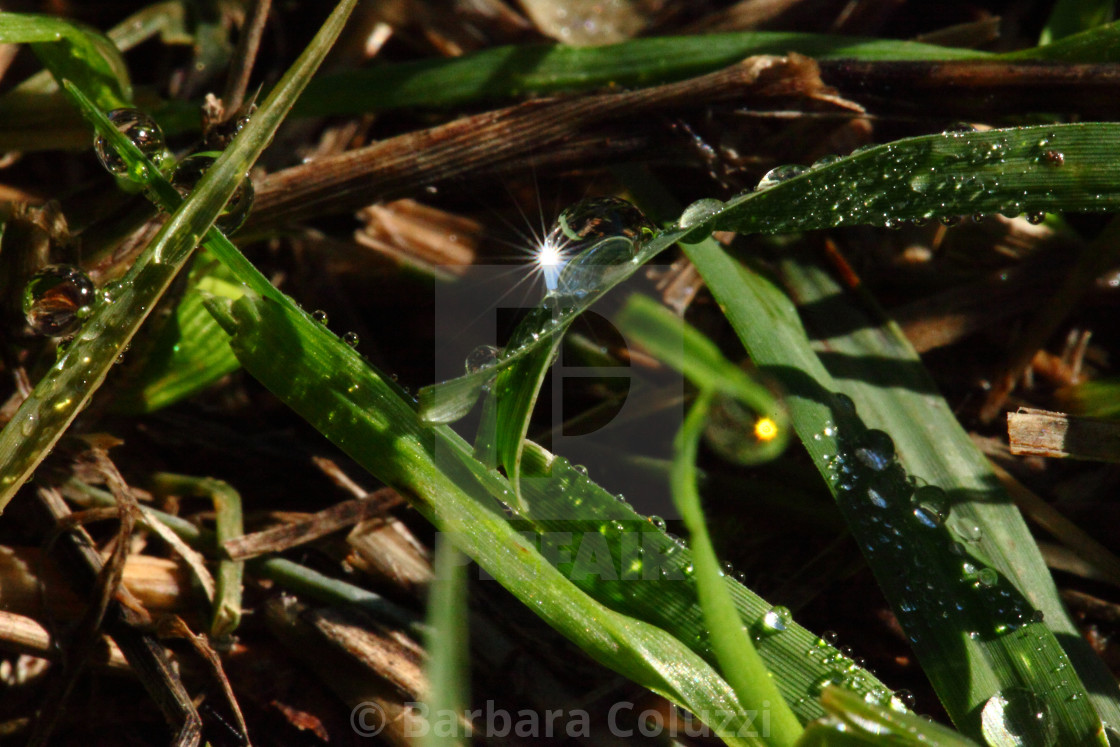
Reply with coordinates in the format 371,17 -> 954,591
757,164 -> 807,191
678,198 -> 723,229
170,153 -> 255,234
911,485 -> 947,529
312,310 -> 329,324
343,331 -> 360,347
854,430 -> 895,471
757,605 -> 792,636
546,196 -> 654,299
23,265 -> 96,337
465,344 -> 501,374
94,108 -> 166,181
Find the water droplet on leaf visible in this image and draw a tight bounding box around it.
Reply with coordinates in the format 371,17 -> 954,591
547,197 -> 653,299
678,198 -> 723,229
343,331 -> 360,347
94,108 -> 166,181
23,264 -> 95,337
757,164 -> 806,190
312,310 -> 329,325
757,605 -> 791,635
854,429 -> 895,471
465,344 -> 500,374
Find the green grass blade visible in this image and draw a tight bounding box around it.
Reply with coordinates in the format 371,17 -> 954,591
112,258 -> 242,413
0,12 -> 130,109
0,0 -> 357,513
672,387 -> 802,746
150,473 -> 244,637
293,33 -> 982,116
619,168 -> 1119,744
483,308 -> 569,503
203,291 -> 766,746
1040,0 -> 1114,45
423,534 -> 470,747
695,124 -> 1120,238
771,248 -> 1120,740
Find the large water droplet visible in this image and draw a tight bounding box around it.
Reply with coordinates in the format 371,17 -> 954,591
757,164 -> 807,191
648,515 -> 666,530
911,485 -> 947,528
545,197 -> 653,299
170,153 -> 255,234
854,429 -> 895,472
23,265 -> 95,337
465,344 -> 501,374
312,309 -> 329,325
94,108 -> 166,181
757,605 -> 792,636
343,331 -> 360,347
678,198 -> 723,229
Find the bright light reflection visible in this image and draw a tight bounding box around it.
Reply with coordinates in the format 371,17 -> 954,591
536,238 -> 566,292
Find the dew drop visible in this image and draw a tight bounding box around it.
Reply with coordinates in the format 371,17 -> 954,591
545,196 -> 653,299
823,630 -> 839,645
949,514 -> 983,543
854,429 -> 895,472
867,487 -> 889,509
23,265 -> 96,337
465,344 -> 501,374
648,515 -> 667,530
312,309 -> 329,325
833,393 -> 857,417
1026,212 -> 1045,225
343,332 -> 360,347
891,689 -> 916,711
977,568 -> 998,588
170,153 -> 255,233
94,108 -> 166,181
757,605 -> 792,636
911,486 -> 948,528
678,198 -> 724,229
757,164 -> 807,191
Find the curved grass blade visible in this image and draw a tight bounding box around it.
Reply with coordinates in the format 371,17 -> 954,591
617,294 -> 790,463
672,387 -> 802,747
204,292 -> 765,747
0,13 -> 131,109
697,124 -> 1120,238
0,0 -> 358,514
677,232 -> 1111,746
112,258 -> 243,413
197,269 -> 901,728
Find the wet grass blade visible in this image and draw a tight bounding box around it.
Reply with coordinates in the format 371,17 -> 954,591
203,291 -> 767,746
674,230 -> 1111,745
0,0 -> 357,513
